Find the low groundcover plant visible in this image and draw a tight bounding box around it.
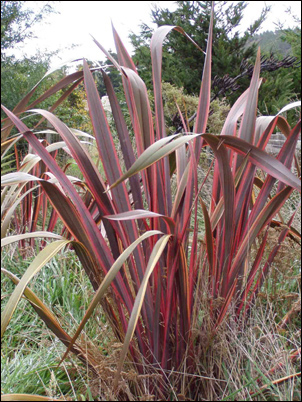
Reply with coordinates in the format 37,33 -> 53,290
1,4 -> 301,401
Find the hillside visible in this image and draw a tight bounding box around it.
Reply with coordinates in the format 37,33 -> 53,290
247,30 -> 294,56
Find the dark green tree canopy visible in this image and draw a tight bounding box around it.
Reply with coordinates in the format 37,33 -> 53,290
129,1 -> 270,95
94,51 -> 122,97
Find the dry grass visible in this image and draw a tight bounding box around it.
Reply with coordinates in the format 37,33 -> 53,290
83,242 -> 300,401
1,192 -> 301,401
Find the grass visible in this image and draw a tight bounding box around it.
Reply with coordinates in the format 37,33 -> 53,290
188,242 -> 300,401
1,246 -> 113,400
1,29 -> 301,402
1,230 -> 300,401
220,297 -> 300,401
1,150 -> 301,400
1,144 -> 300,400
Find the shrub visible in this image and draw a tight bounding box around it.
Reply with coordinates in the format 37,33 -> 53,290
1,5 -> 301,400
148,81 -> 230,135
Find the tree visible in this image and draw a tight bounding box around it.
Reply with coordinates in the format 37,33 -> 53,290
1,52 -> 51,116
1,1 -> 55,59
246,7 -> 301,122
93,51 -> 122,98
1,1 -> 57,117
1,1 -> 92,163
280,16 -> 301,101
129,1 -> 270,96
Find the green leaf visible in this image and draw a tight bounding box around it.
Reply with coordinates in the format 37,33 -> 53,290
1,267 -> 98,370
1,240 -> 71,337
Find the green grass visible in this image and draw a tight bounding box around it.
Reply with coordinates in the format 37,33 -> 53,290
1,246 -> 111,400
1,233 -> 301,401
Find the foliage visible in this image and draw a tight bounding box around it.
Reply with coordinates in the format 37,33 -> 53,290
1,60 -> 92,143
148,82 -> 230,134
1,249 -> 102,400
281,25 -> 301,101
130,0 -> 300,120
1,4 -> 301,401
1,1 -> 58,121
94,51 -> 123,98
283,27 -> 301,60
249,30 -> 293,57
244,8 -> 301,122
1,54 -> 55,120
1,1 -> 91,153
252,25 -> 301,124
2,237 -> 299,401
129,1 -> 269,96
1,1 -> 55,58
258,68 -> 297,116
1,1 -> 92,141
2,238 -> 300,401
55,83 -> 92,134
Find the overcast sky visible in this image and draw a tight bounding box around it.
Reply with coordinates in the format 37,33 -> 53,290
9,1 -> 302,69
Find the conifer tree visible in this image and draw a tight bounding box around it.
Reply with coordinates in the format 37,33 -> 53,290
129,1 -> 270,96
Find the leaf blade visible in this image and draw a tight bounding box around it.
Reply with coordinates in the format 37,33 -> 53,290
1,240 -> 71,337
114,234 -> 171,388
1,232 -> 64,247
59,230 -> 164,363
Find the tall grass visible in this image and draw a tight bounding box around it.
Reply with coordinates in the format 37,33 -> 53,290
1,4 -> 301,400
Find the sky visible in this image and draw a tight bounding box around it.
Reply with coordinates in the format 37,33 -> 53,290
8,1 -> 302,70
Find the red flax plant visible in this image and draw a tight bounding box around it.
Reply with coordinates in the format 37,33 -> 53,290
1,4 -> 301,400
